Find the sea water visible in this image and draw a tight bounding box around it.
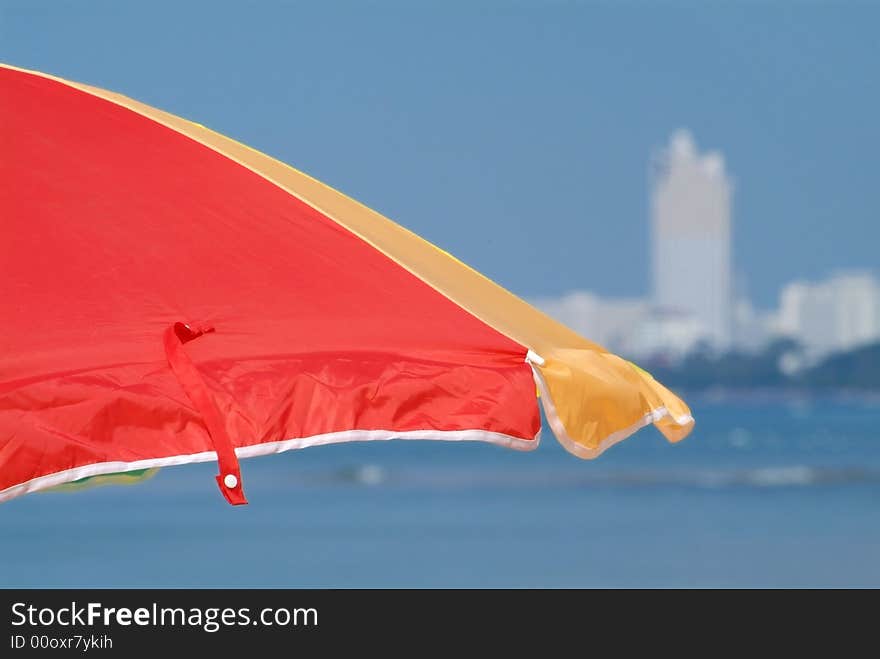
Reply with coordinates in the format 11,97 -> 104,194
2,394 -> 878,587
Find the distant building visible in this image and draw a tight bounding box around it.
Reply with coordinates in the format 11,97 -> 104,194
530,292 -> 704,359
773,271 -> 880,357
626,307 -> 707,359
530,291 -> 648,353
650,130 -> 733,349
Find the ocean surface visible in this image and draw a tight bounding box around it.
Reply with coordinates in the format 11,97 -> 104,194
3,394 -> 879,588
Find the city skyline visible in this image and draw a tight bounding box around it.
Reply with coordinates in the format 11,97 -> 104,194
534,128 -> 880,360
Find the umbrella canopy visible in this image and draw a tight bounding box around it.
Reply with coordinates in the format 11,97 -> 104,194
0,63 -> 694,505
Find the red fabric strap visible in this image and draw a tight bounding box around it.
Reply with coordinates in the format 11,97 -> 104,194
163,322 -> 247,505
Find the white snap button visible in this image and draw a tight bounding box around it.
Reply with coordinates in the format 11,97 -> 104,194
223,474 -> 238,489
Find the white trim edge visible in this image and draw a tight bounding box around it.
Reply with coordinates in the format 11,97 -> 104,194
0,428 -> 541,504
528,362 -> 693,460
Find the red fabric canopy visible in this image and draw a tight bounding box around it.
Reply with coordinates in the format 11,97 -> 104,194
1,65 -> 539,503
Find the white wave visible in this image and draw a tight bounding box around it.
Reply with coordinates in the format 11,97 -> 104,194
741,466 -> 818,487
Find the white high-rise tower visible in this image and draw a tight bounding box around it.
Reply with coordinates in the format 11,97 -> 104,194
651,130 -> 733,349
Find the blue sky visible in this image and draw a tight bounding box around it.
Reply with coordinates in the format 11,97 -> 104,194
2,1 -> 877,307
